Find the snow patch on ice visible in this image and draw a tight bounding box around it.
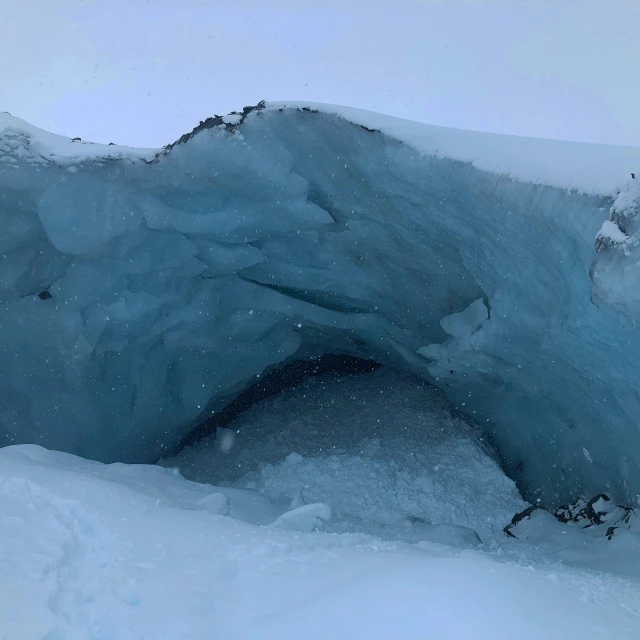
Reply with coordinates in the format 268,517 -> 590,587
591,179 -> 640,318
221,113 -> 243,125
0,112 -> 156,166
597,220 -> 629,244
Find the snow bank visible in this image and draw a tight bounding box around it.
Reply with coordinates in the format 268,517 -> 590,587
2,103 -> 640,506
2,443 -> 640,639
0,111 -> 156,165
267,102 -> 640,196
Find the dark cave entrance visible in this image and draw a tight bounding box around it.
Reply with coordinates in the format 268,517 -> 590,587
161,353 -> 531,545
170,354 -> 382,457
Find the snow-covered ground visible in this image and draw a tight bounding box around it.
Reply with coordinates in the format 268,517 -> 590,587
3,368 -> 640,639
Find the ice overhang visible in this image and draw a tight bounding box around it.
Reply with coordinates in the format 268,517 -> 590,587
1,103 -> 640,507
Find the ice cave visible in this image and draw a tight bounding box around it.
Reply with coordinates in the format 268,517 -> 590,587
4,101 -> 640,639
1,100 -> 640,511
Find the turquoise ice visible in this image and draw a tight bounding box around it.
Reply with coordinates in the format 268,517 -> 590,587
1,104 -> 639,507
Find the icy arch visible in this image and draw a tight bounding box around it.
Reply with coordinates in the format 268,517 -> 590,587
1,104 -> 640,507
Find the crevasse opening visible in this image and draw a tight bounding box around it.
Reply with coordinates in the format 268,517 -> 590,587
1,104 -> 640,508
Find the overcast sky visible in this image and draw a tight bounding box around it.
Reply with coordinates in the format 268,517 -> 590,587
2,0 -> 639,148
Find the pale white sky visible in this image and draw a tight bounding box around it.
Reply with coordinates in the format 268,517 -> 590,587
2,0 -> 639,148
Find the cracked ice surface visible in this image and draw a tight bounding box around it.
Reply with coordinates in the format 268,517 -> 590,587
1,104 -> 640,506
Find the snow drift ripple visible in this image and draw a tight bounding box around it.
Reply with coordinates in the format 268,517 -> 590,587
1,103 -> 640,507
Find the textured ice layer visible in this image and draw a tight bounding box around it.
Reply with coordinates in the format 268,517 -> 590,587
1,104 -> 640,506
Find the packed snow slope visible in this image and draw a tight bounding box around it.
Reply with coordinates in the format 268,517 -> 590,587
4,443 -> 640,640
2,103 -> 640,507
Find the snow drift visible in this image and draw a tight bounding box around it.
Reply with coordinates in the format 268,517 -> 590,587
1,102 -> 640,507
4,443 -> 640,640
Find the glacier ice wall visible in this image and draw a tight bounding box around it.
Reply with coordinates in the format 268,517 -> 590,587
1,105 -> 639,506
